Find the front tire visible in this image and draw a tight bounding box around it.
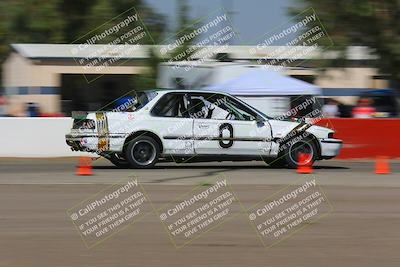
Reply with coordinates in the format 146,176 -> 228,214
284,137 -> 316,169
124,136 -> 160,169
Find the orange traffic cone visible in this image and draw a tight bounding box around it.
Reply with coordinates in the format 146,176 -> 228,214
297,153 -> 313,174
76,157 -> 93,176
375,156 -> 390,174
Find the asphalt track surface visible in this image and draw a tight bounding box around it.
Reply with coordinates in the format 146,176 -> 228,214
1,158 -> 400,266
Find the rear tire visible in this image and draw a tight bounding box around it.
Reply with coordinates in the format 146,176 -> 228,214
124,136 -> 160,169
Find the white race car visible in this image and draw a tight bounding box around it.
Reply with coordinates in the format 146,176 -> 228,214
66,90 -> 342,168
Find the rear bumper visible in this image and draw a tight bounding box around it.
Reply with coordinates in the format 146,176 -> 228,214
65,133 -> 126,153
319,138 -> 343,159
65,134 -> 97,152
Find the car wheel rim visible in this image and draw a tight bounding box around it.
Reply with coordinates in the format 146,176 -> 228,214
289,141 -> 313,165
131,140 -> 156,166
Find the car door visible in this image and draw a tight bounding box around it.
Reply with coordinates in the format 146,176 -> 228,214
190,92 -> 272,156
150,92 -> 194,156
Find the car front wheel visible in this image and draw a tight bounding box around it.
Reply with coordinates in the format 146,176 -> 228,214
124,136 -> 160,169
284,138 -> 316,169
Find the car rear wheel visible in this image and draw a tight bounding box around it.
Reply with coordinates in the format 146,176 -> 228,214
124,136 -> 160,169
284,138 -> 316,169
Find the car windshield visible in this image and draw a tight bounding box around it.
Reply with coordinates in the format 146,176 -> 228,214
233,95 -> 272,120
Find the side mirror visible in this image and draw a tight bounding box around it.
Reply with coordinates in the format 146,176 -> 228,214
256,116 -> 265,127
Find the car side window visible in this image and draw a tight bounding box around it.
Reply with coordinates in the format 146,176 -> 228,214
222,96 -> 258,121
151,93 -> 189,118
189,93 -> 257,121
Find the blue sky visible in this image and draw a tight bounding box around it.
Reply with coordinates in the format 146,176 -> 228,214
144,0 -> 301,45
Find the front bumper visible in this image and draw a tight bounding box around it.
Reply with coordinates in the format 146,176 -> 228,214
319,138 -> 343,159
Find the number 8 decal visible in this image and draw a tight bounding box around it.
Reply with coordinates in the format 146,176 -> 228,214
219,123 -> 234,148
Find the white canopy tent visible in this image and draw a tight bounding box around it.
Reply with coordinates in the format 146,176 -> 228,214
202,67 -> 321,96
201,68 -> 322,116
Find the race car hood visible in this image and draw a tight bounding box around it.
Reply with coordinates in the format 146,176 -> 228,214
269,119 -> 334,139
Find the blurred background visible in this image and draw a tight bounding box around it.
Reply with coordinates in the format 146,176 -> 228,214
0,0 -> 399,119
1,3 -> 400,266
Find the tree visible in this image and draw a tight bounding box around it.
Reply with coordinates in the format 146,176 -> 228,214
0,0 -> 167,88
168,0 -> 196,61
136,0 -> 196,90
0,0 -> 65,89
291,0 -> 400,89
75,0 -> 116,42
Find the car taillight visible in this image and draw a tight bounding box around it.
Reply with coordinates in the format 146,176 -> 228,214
73,119 -> 95,130
328,132 -> 334,138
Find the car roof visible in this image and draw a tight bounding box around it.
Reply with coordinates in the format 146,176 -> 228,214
146,89 -> 232,96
